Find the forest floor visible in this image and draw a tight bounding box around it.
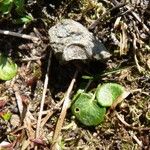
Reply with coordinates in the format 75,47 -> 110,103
0,0 -> 150,150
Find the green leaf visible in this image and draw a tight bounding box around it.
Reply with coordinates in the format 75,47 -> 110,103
96,83 -> 125,107
1,112 -> 12,121
14,0 -> 25,15
0,0 -> 13,14
71,92 -> 106,126
20,15 -> 32,23
0,55 -> 18,80
13,15 -> 33,24
82,75 -> 94,80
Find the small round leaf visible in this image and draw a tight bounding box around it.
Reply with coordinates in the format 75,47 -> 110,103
96,83 -> 125,107
0,55 -> 18,80
71,93 -> 106,126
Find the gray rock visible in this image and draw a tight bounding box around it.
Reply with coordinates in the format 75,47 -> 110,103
48,19 -> 110,63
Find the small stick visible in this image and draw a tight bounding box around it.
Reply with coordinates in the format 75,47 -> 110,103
115,111 -> 150,131
132,32 -> 144,73
129,131 -> 143,147
0,29 -> 39,42
41,99 -> 65,128
51,70 -> 78,150
84,80 -> 92,91
15,90 -> 28,124
125,6 -> 150,35
21,56 -> 44,61
88,2 -> 127,30
35,51 -> 52,139
15,91 -> 23,116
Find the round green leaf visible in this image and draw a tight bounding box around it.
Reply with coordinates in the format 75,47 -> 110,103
71,93 -> 106,126
96,83 -> 125,107
0,55 -> 18,80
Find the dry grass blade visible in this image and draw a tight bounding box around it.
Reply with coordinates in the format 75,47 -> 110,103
132,32 -> 145,73
35,51 -> 52,139
15,91 -> 23,117
50,70 -> 78,150
119,22 -> 128,55
110,91 -> 130,110
23,109 -> 36,139
41,99 -> 65,128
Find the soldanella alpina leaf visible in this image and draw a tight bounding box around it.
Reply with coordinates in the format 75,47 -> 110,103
71,83 -> 126,126
96,83 -> 125,107
0,55 -> 18,80
71,91 -> 106,126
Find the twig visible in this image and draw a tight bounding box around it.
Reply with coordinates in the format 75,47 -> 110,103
35,51 -> 52,139
132,32 -> 144,73
88,2 -> 127,30
41,99 -> 65,128
125,5 -> 150,35
15,89 -> 29,125
100,66 -> 134,76
50,70 -> 78,150
129,131 -> 143,147
84,80 -> 92,91
15,91 -> 23,116
115,111 -> 150,131
21,56 -> 44,61
0,29 -> 39,42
